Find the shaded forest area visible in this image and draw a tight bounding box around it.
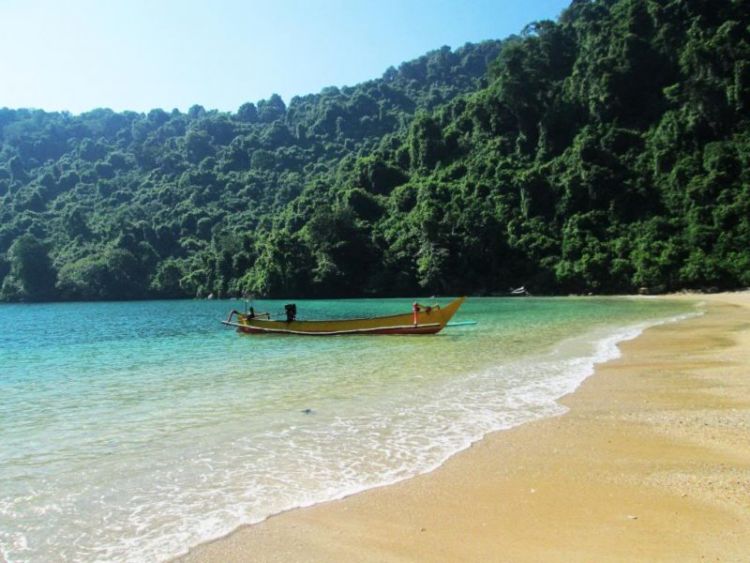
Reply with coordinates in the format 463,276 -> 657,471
1,0 -> 749,302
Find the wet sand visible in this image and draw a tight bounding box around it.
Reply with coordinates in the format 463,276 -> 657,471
181,293 -> 750,562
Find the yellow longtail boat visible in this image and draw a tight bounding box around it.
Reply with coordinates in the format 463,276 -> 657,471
222,297 -> 465,336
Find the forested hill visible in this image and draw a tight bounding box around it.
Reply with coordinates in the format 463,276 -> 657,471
0,41 -> 503,301
2,0 -> 750,302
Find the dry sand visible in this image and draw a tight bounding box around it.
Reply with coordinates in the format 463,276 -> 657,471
181,293 -> 750,562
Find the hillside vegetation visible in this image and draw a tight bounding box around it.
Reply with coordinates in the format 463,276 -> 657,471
1,0 -> 749,301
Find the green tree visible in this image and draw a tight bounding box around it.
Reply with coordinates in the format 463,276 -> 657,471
1,234 -> 57,301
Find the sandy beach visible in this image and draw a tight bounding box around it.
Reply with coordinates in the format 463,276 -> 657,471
181,293 -> 750,562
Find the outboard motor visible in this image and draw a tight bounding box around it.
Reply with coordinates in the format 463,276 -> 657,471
284,303 -> 297,322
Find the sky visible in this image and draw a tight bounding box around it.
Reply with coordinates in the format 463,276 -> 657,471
0,0 -> 571,115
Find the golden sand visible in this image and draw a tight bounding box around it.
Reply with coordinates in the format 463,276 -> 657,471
181,293 -> 750,562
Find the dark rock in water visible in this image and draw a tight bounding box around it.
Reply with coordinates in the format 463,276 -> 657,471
301,408 -> 314,415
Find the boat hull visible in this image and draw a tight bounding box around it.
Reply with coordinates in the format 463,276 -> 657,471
223,297 -> 465,336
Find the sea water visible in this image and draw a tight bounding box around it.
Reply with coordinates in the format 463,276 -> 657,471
0,297 -> 697,562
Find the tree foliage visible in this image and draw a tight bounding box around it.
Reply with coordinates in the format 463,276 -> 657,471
1,1 -> 749,301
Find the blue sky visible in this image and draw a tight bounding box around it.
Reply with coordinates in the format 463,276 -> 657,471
0,0 -> 571,115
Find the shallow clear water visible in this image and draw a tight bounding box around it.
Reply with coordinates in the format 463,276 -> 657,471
0,297 -> 696,562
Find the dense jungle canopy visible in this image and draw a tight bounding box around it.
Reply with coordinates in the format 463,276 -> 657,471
1,0 -> 749,301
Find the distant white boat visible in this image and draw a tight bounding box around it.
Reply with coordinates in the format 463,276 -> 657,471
510,286 -> 529,296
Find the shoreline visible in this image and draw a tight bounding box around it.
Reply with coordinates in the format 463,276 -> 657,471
181,292 -> 750,562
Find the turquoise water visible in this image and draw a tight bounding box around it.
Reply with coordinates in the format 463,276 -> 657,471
0,297 -> 697,562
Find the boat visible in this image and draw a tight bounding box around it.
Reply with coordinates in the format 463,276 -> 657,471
222,297 -> 466,336
509,286 -> 529,296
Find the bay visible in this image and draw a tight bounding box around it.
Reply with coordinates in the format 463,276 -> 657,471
0,297 -> 696,562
